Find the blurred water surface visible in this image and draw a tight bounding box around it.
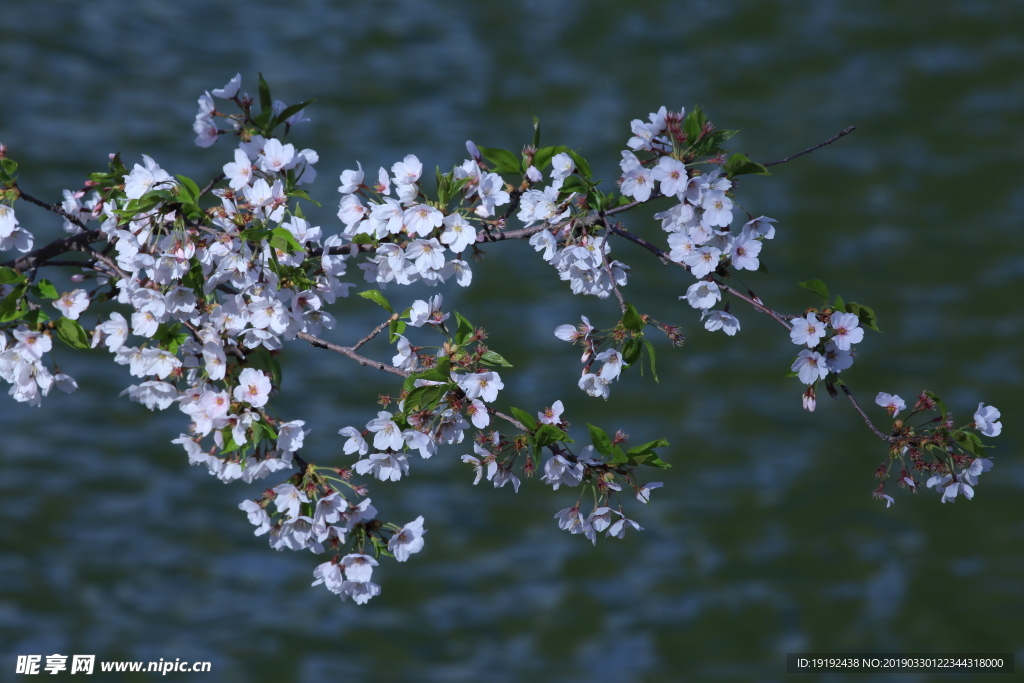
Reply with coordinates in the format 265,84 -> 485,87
1,1 -> 1022,681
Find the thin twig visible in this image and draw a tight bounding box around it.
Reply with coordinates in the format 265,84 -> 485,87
351,315 -> 397,351
297,331 -> 408,378
763,126 -> 855,167
841,383 -> 895,443
15,189 -> 91,232
491,408 -> 526,432
596,214 -> 627,313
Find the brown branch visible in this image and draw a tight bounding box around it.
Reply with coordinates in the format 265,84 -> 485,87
2,229 -> 105,273
296,331 -> 408,378
763,126 -> 856,167
840,383 -> 895,444
596,214 -> 627,313
351,315 -> 398,351
491,408 -> 526,432
15,189 -> 91,232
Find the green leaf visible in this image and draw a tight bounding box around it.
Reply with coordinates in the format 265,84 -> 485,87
923,390 -> 946,417
622,338 -> 642,366
587,423 -> 614,458
535,424 -> 569,447
643,338 -> 659,382
479,350 -> 513,367
723,152 -> 770,177
626,438 -> 671,455
798,278 -> 830,301
622,302 -> 643,331
175,174 -> 201,204
846,301 -> 881,333
477,146 -> 522,175
287,188 -> 320,206
833,294 -> 845,312
533,145 -> 568,171
388,318 -> 407,343
0,266 -> 25,285
56,317 -> 90,349
566,149 -> 592,179
219,430 -> 241,455
257,73 -> 272,113
358,289 -> 394,314
32,279 -> 59,300
454,311 -> 474,346
559,175 -> 586,192
403,384 -> 447,413
0,284 -> 27,322
1,158 -> 18,176
269,226 -> 302,254
510,406 -> 537,431
182,259 -> 205,296
273,99 -> 314,128
683,106 -> 707,142
23,309 -> 49,325
629,453 -> 672,469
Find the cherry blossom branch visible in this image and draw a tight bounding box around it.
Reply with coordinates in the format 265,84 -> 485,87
491,408 -> 527,432
296,331 -> 408,378
713,281 -> 793,331
351,315 -> 397,351
14,188 -> 91,232
596,213 -> 628,313
763,126 -> 856,167
840,383 -> 896,444
2,228 -> 104,273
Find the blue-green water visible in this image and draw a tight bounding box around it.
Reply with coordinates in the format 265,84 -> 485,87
1,1 -> 1022,681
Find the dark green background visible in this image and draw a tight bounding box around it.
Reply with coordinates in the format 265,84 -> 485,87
1,1 -> 1021,681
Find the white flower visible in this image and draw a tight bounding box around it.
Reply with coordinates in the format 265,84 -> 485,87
578,372 -> 610,399
538,400 -> 564,425
339,426 -> 369,457
636,482 -> 663,503
408,295 -> 448,327
278,420 -> 307,452
258,138 -> 296,174
682,246 -> 722,279
790,313 -> 827,347
273,483 -> 309,520
233,368 -> 272,407
53,289 -> 89,320
338,162 -> 364,194
875,392 -> 906,418
683,280 -> 721,310
439,213 -> 478,254
973,402 -> 1001,437
354,452 -> 410,482
367,411 -> 404,451
391,154 -> 422,186
652,157 -> 688,197
823,340 -> 853,373
792,350 -> 828,385
702,310 -> 740,335
829,312 -> 864,350
456,371 -> 504,403
596,348 -> 624,381
388,516 -> 426,562
212,73 -> 241,99
542,454 -> 584,490
606,515 -> 643,538
729,235 -> 761,271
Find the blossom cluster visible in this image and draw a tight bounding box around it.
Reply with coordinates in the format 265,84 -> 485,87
0,77 -> 1006,604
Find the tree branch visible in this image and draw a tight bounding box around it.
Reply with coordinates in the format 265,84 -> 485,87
763,126 -> 856,167
296,331 -> 408,378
